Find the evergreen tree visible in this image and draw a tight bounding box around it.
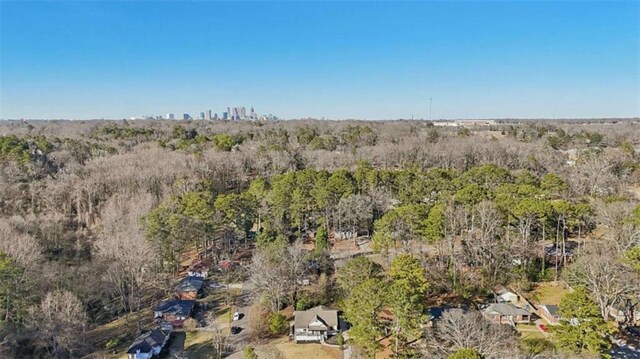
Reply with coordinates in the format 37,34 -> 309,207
388,254 -> 429,354
552,287 -> 615,358
342,278 -> 387,359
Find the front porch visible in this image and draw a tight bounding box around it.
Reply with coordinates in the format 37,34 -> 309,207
293,329 -> 327,342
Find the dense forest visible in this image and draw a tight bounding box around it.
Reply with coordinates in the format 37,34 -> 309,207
0,119 -> 639,359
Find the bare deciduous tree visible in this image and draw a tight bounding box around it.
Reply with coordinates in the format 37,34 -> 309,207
95,193 -> 163,330
564,243 -> 640,319
424,310 -> 518,359
209,324 -> 231,359
248,240 -> 308,312
336,194 -> 374,238
0,218 -> 42,267
27,290 -> 88,359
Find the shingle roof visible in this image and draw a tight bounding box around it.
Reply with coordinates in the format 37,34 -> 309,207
294,305 -> 338,330
483,303 -> 530,316
127,329 -> 170,354
176,276 -> 204,293
542,304 -> 559,316
155,300 -> 195,317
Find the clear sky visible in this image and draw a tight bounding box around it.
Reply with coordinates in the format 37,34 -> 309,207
1,1 -> 639,120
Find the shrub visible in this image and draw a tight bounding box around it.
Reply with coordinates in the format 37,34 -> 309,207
105,338 -> 120,350
447,348 -> 483,359
315,225 -> 328,252
242,346 -> 258,359
295,294 -> 317,311
212,133 -> 235,151
336,332 -> 345,349
267,312 -> 288,336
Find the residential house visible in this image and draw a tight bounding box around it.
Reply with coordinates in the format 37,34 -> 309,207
154,300 -> 195,327
176,276 -> 204,300
127,329 -> 171,359
545,241 -> 578,264
483,303 -> 531,326
187,258 -> 213,278
538,304 -> 561,325
292,305 -> 340,343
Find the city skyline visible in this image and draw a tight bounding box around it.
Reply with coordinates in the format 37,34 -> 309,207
128,105 -> 271,121
1,1 -> 639,120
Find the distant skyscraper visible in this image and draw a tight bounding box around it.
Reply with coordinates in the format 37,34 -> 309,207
183,113 -> 191,120
250,106 -> 256,120
206,110 -> 212,120
240,106 -> 247,119
166,113 -> 174,120
200,112 -> 205,120
222,112 -> 228,120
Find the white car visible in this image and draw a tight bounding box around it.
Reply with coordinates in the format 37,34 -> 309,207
233,312 -> 241,321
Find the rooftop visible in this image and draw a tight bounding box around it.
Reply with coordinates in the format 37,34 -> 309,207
127,329 -> 170,354
294,305 -> 339,330
484,303 -> 530,317
155,300 -> 196,317
176,276 -> 204,293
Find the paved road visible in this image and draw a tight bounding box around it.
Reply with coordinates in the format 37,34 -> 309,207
226,282 -> 255,352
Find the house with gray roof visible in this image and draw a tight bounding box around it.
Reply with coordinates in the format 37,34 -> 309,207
292,305 -> 339,342
175,276 -> 204,300
482,303 -> 531,326
127,328 -> 170,359
154,300 -> 195,327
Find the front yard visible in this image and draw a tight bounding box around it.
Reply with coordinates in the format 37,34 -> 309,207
516,323 -> 547,340
226,336 -> 342,359
181,331 -> 213,359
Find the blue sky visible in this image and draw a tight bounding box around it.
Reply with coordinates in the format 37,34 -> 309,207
1,1 -> 638,120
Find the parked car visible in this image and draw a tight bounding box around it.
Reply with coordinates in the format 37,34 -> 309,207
538,324 -> 549,333
230,326 -> 241,335
233,312 -> 241,321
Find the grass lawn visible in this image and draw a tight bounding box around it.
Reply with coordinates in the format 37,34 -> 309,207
528,282 -> 571,305
518,329 -> 547,340
85,311 -> 155,359
183,331 -> 213,359
255,337 -> 341,359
